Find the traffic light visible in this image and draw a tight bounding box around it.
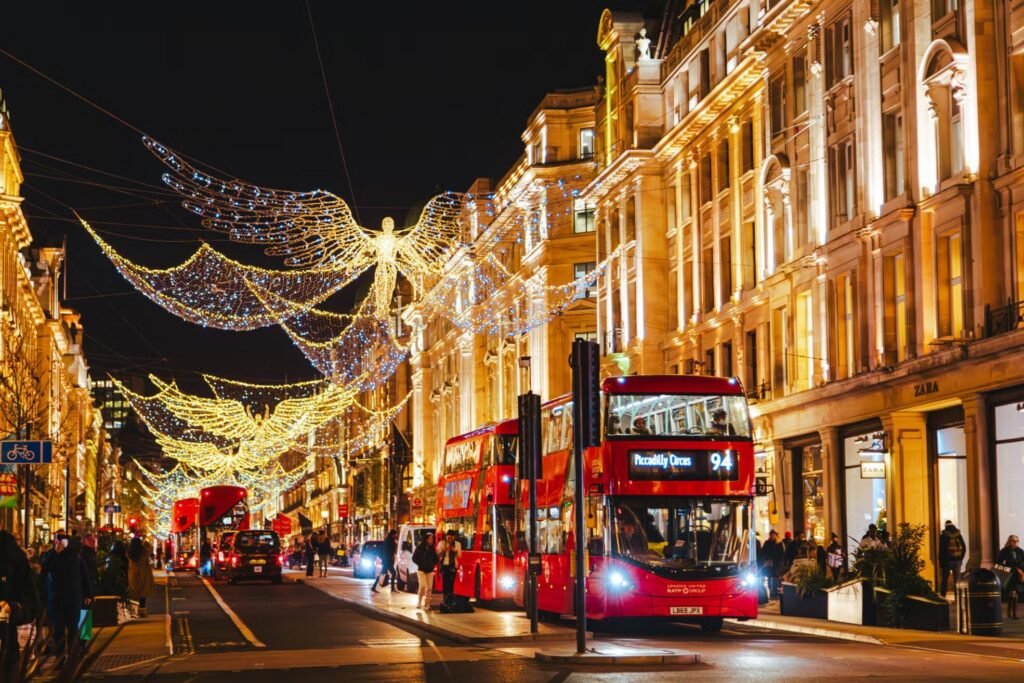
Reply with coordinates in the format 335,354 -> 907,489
571,339 -> 601,448
128,516 -> 139,531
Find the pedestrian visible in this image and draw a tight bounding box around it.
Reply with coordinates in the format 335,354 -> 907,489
0,529 -> 40,677
128,535 -> 156,618
436,529 -> 462,602
996,535 -> 1024,620
319,532 -> 332,578
411,531 -> 438,610
785,531 -> 805,568
80,534 -> 99,598
47,532 -> 92,659
199,536 -> 212,577
938,519 -> 967,597
372,529 -> 398,594
155,541 -> 163,570
826,533 -> 844,582
304,533 -> 317,578
859,524 -> 883,551
761,530 -> 785,600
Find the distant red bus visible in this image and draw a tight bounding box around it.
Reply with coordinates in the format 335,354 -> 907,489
514,375 -> 758,632
198,486 -> 249,573
171,497 -> 199,570
435,419 -> 518,602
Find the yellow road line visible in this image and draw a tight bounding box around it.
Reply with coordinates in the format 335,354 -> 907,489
199,575 -> 267,648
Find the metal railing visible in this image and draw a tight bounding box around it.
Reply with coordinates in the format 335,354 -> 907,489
985,299 -> 1024,337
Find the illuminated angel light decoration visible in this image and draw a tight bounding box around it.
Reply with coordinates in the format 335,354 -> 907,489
245,282 -> 408,386
413,249 -> 614,337
79,219 -> 354,330
144,136 -> 468,317
309,391 -> 413,462
114,375 -> 360,458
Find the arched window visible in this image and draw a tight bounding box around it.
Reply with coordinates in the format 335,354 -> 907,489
761,155 -> 792,275
922,43 -> 966,184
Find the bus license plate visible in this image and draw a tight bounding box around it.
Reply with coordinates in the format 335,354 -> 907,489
670,606 -> 702,615
253,566 -> 262,573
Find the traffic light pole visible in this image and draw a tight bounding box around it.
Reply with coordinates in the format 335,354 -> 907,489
570,339 -> 600,655
518,392 -> 541,634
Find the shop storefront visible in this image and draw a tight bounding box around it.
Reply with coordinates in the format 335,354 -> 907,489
841,420 -> 887,547
929,406 -> 969,568
785,435 -> 825,544
991,389 -> 1024,546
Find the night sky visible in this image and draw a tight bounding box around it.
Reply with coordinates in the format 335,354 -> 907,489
0,1 -> 647,389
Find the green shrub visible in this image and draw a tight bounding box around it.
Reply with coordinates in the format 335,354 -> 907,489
790,561 -> 834,598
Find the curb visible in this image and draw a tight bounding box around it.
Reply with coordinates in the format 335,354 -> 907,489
290,575 -> 577,644
728,618 -> 885,645
535,649 -> 701,666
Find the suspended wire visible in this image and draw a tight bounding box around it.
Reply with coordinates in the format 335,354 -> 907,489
304,0 -> 361,223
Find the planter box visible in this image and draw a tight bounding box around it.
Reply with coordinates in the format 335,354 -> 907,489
92,595 -> 121,627
827,578 -> 876,625
873,587 -> 950,631
904,594 -> 950,631
780,582 -> 828,619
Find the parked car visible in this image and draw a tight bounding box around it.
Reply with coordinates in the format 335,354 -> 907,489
353,540 -> 384,579
213,531 -> 237,578
395,524 -> 435,592
226,530 -> 283,584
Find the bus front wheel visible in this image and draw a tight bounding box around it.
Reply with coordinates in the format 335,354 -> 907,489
700,618 -> 723,633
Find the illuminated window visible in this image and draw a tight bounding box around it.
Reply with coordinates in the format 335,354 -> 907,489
937,232 -> 964,337
883,112 -> 905,201
717,138 -> 731,193
832,272 -> 858,379
825,15 -> 854,89
772,306 -> 788,396
574,208 -> 595,233
882,252 -> 908,363
829,137 -> 856,226
769,72 -> 786,138
794,290 -> 813,391
741,120 -> 755,173
574,262 -> 596,298
880,0 -> 901,52
579,128 -> 595,159
699,153 -> 713,205
793,56 -> 807,116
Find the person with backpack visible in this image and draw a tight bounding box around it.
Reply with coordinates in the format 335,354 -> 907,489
411,532 -> 438,610
938,520 -> 967,597
436,530 -> 462,608
0,529 -> 39,677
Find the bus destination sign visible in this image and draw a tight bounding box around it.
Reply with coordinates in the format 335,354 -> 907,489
628,449 -> 738,481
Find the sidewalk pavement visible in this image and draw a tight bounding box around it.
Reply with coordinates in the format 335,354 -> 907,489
732,601 -> 1024,658
287,569 -> 577,644
82,572 -> 171,677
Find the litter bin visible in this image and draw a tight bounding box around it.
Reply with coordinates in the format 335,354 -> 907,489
956,568 -> 1002,636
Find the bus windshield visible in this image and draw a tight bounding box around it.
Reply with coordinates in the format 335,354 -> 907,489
611,497 -> 753,569
605,393 -> 751,438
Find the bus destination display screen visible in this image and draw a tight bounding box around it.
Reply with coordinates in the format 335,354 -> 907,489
628,449 -> 738,481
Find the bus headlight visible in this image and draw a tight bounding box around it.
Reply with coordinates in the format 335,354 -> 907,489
499,575 -> 515,590
607,571 -> 633,592
360,558 -> 373,569
740,572 -> 758,588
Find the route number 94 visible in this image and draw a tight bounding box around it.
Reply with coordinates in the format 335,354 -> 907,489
710,452 -> 734,471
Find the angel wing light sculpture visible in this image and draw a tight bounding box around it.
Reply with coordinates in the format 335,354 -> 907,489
144,137 -> 467,317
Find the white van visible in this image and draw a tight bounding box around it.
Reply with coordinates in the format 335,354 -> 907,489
395,524 -> 435,593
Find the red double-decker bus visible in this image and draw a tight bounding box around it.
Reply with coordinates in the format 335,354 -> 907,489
198,486 -> 249,574
171,497 -> 199,570
435,419 -> 518,603
514,375 -> 758,631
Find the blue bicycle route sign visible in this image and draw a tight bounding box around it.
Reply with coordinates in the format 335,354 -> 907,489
1,441 -> 53,464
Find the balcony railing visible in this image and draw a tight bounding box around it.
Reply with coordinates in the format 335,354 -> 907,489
985,299 -> 1024,337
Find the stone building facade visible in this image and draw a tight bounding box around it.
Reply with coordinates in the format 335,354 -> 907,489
589,0 -> 1024,585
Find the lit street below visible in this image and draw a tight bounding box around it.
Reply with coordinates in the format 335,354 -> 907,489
80,571 -> 1024,681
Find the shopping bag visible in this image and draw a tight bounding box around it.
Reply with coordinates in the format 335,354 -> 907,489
79,608 -> 93,641
313,553 -> 320,563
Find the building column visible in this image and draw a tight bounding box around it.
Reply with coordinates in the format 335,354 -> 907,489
819,426 -> 842,540
881,411 -> 934,577
961,393 -> 994,568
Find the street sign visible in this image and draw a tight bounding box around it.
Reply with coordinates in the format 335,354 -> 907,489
103,503 -> 121,513
337,503 -> 349,519
1,441 -> 53,464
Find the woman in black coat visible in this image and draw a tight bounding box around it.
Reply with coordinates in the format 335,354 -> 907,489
0,530 -> 40,676
997,535 -> 1024,619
